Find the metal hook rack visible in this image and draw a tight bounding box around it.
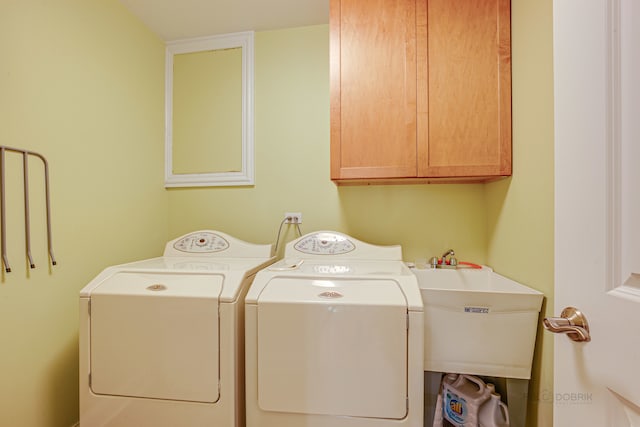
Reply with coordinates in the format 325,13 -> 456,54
0,145 -> 57,273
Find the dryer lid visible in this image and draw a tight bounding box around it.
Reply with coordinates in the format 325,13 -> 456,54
91,271 -> 223,298
89,272 -> 222,403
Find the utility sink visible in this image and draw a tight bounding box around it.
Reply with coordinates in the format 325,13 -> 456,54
411,266 -> 543,379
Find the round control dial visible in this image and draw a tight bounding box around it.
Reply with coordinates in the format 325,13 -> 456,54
294,232 -> 355,255
173,232 -> 229,253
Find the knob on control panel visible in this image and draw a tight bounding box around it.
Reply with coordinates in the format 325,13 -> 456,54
172,231 -> 230,253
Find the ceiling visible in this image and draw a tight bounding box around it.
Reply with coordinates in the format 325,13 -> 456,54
118,0 -> 329,41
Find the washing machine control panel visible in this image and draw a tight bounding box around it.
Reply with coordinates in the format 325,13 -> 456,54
294,232 -> 355,255
172,231 -> 230,253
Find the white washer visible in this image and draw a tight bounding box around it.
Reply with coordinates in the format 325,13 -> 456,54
79,230 -> 275,427
245,231 -> 424,427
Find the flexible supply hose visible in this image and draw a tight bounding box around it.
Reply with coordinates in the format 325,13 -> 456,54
457,261 -> 483,269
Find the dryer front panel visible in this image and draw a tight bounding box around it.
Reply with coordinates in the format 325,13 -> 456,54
256,278 -> 408,419
89,272 -> 222,403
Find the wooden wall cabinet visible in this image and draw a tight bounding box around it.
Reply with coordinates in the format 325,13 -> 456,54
330,0 -> 511,184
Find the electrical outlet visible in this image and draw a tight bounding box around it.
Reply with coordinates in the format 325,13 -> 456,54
284,212 -> 302,224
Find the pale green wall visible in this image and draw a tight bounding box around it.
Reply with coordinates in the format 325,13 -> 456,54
486,0 -> 555,426
0,1 -> 167,426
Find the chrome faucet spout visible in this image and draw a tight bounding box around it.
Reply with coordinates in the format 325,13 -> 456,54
437,249 -> 458,269
441,249 -> 455,259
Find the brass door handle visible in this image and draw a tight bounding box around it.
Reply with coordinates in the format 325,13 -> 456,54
543,307 -> 591,342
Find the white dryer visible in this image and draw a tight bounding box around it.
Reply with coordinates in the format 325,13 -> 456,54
245,231 -> 424,427
79,230 -> 275,427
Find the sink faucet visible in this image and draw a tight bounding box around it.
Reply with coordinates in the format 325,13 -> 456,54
442,249 -> 455,259
429,249 -> 458,269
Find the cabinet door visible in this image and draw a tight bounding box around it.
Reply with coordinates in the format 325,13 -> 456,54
330,0 -> 417,180
417,0 -> 511,178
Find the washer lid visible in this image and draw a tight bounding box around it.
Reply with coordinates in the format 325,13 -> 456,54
257,277 -> 408,419
257,277 -> 408,306
90,272 -> 222,403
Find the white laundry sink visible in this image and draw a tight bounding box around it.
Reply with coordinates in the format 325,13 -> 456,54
412,266 -> 543,379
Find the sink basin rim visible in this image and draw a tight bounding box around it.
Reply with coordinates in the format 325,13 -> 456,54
410,266 -> 543,296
